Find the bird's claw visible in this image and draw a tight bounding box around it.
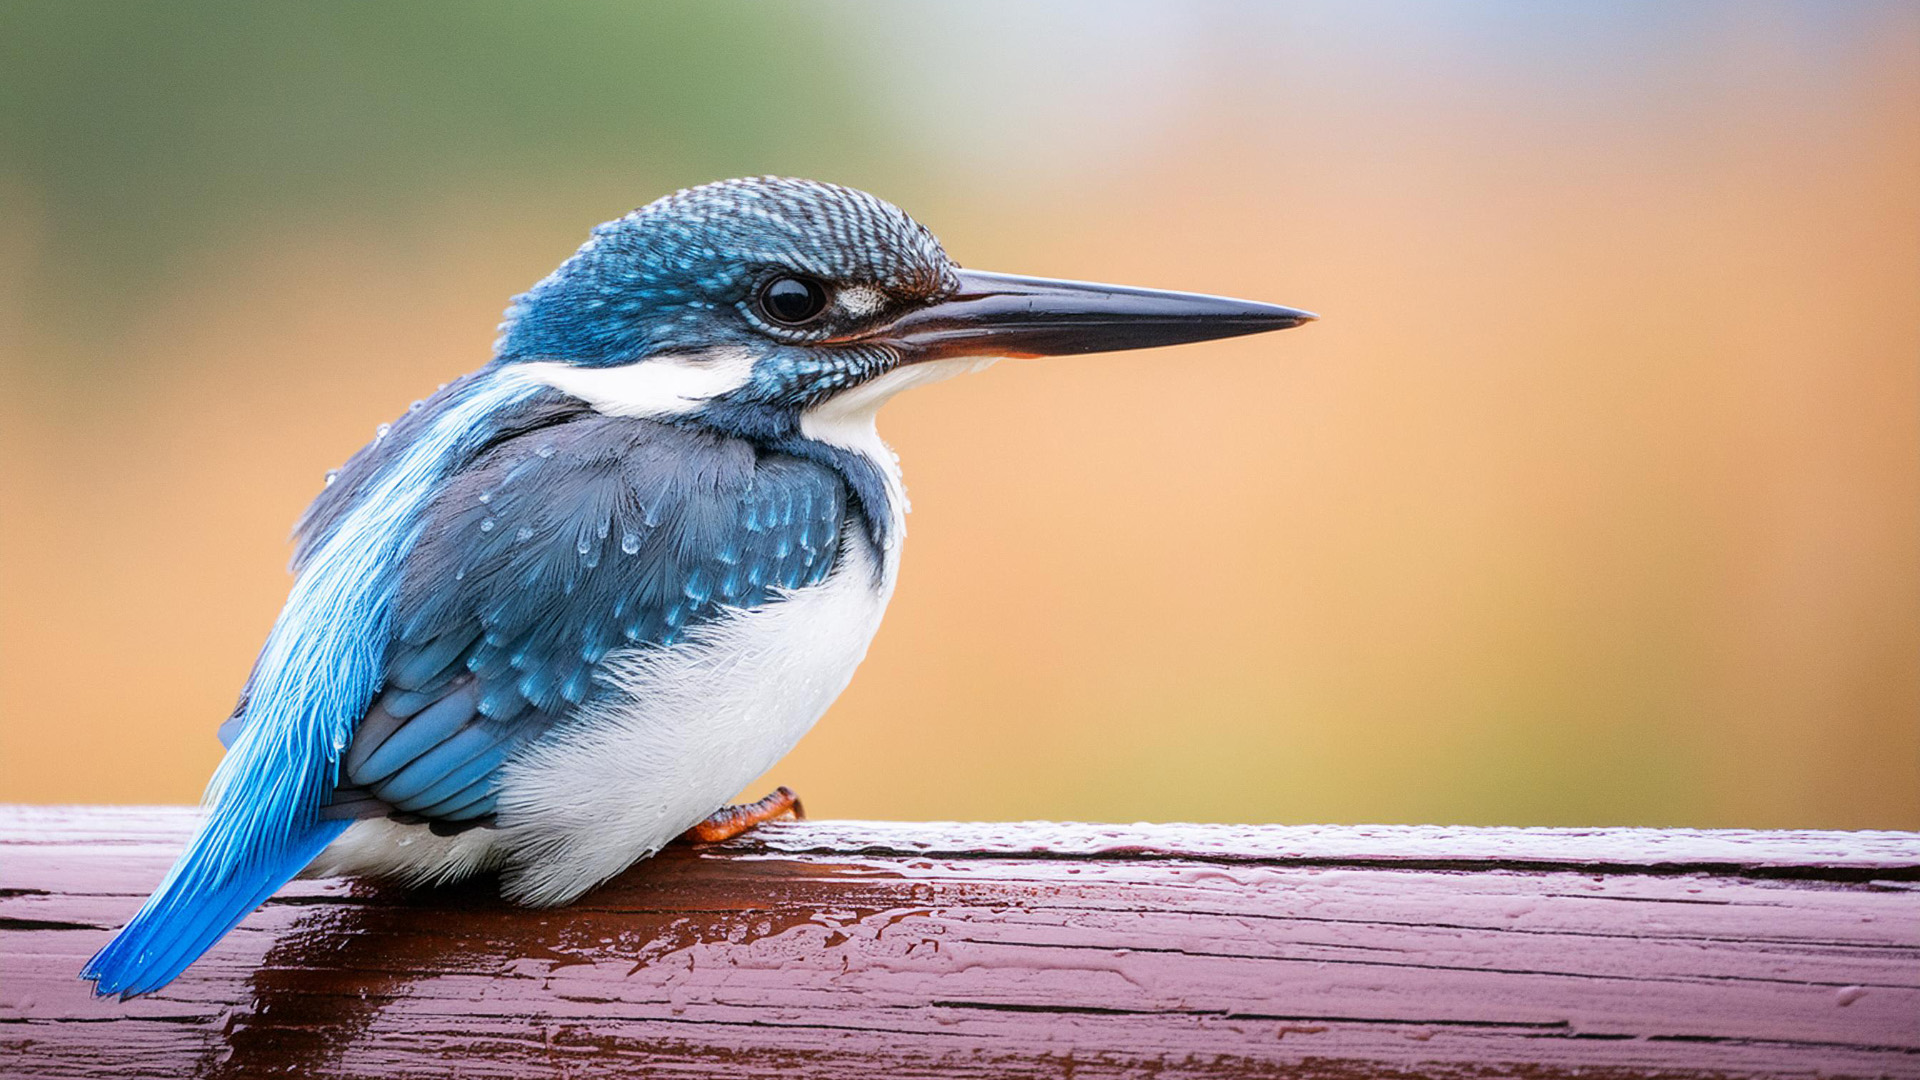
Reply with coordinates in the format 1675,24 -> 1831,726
679,785 -> 805,844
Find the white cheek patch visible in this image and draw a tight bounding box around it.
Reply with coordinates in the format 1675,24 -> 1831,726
516,348 -> 758,418
836,285 -> 888,319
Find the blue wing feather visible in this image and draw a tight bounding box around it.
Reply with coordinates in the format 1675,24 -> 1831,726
85,371 -> 851,998
331,414 -> 848,828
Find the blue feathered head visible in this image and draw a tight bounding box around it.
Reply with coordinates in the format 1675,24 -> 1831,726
495,177 -> 956,368
492,176 -> 1313,431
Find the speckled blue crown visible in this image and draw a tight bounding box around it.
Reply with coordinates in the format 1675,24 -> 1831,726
494,177 -> 957,368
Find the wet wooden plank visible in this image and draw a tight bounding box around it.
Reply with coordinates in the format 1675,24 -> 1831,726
3,806 -> 1916,1079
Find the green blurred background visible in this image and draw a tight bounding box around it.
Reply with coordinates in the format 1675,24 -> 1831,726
2,1 -> 1915,828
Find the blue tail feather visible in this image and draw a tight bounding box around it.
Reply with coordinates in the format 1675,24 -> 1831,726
81,373 -> 546,999
82,816 -> 349,998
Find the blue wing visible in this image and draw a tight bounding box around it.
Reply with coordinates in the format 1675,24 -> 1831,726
331,414 -> 848,831
83,372 -> 849,998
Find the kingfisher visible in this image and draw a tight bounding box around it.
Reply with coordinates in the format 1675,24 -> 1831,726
82,177 -> 1313,997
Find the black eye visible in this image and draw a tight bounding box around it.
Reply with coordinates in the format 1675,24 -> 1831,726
758,275 -> 830,326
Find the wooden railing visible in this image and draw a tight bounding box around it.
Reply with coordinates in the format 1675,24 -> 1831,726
4,805 -> 1916,1078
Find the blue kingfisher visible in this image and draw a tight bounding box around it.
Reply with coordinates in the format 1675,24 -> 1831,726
83,176 -> 1314,997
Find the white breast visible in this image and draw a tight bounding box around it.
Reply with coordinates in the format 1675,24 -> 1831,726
484,536 -> 895,904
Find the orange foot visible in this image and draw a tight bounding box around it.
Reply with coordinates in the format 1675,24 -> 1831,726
680,786 -> 805,844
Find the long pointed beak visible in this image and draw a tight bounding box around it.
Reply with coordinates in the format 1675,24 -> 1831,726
878,269 -> 1315,361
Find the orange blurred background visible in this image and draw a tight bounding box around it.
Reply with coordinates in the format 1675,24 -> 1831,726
2,2 -> 1915,828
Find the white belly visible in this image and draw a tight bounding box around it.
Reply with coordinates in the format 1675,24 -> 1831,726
311,536 -> 895,905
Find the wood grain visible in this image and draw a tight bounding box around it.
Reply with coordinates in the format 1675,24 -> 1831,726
3,806 -> 1916,1078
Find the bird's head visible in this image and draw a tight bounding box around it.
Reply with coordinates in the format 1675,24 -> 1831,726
493,177 -> 1313,441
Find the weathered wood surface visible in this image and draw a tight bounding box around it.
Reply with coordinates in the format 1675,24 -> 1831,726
3,806 -> 1916,1079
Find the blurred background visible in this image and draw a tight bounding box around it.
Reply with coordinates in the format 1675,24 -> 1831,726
2,1 -> 1915,829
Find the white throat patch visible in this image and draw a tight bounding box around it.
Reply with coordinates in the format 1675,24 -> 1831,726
799,357 -> 998,542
